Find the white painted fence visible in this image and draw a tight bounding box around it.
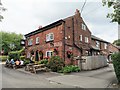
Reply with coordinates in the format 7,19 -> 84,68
78,56 -> 108,70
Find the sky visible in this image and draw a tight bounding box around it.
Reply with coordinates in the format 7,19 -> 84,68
0,0 -> 118,43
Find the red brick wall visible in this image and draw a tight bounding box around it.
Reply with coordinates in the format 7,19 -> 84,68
64,11 -> 91,65
25,10 -> 92,65
108,44 -> 119,53
25,24 -> 64,60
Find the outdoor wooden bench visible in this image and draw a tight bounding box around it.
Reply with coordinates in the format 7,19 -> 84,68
25,63 -> 33,71
32,64 -> 48,74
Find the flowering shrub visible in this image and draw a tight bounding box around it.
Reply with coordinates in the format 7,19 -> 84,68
54,48 -> 59,55
66,50 -> 73,58
47,56 -> 64,72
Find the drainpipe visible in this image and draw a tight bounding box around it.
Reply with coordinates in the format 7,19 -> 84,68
63,21 -> 66,63
72,17 -> 82,70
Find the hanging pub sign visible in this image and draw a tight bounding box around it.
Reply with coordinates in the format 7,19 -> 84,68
20,39 -> 25,46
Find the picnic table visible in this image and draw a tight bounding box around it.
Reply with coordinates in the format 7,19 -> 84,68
25,63 -> 33,71
25,63 -> 48,73
32,64 -> 47,73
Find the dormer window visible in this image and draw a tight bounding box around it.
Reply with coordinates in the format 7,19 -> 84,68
36,37 -> 39,44
46,33 -> 54,42
82,23 -> 86,30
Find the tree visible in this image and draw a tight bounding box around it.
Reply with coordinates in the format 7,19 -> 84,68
113,39 -> 120,46
0,31 -> 23,55
0,0 -> 7,21
102,0 -> 120,24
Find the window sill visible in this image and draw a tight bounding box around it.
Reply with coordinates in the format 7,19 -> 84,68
27,45 -> 32,47
35,43 -> 39,45
46,40 -> 54,43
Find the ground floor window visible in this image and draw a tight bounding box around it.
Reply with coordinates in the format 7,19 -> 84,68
46,51 -> 53,58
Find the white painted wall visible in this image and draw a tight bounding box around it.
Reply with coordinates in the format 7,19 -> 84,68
78,56 -> 108,70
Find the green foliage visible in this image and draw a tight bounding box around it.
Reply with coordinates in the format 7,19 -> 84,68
20,56 -> 26,60
24,60 -> 30,65
0,4 -> 7,22
0,55 -> 8,61
8,51 -> 20,60
38,59 -> 48,65
59,65 -> 80,73
0,31 -> 23,55
8,48 -> 25,60
111,52 -> 120,83
102,0 -> 120,24
48,56 -> 64,72
113,39 -> 120,46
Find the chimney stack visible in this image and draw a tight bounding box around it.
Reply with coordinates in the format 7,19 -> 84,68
38,25 -> 42,29
75,9 -> 81,17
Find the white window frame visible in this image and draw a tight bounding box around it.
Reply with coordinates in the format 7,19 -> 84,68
46,51 -> 53,57
46,34 -> 49,42
80,35 -> 82,41
104,43 -> 107,49
82,23 -> 86,30
85,37 -> 88,43
49,33 -> 54,41
28,39 -> 33,46
96,41 -> 100,48
36,37 -> 39,44
46,33 -> 54,42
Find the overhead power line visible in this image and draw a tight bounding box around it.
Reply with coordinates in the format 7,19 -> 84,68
81,0 -> 87,14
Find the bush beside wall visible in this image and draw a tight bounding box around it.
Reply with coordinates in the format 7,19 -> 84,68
47,56 -> 64,72
111,52 -> 120,84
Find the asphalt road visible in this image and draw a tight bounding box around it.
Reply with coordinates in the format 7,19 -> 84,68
1,63 -> 117,88
1,65 -> 74,88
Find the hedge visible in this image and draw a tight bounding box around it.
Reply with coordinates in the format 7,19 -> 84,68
111,52 -> 120,84
0,56 -> 8,61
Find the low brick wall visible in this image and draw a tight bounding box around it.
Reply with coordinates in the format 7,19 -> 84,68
78,56 -> 108,70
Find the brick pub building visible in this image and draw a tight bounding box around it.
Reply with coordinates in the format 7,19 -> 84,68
25,9 -> 118,65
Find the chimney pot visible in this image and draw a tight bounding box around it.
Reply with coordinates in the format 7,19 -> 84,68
75,9 -> 81,17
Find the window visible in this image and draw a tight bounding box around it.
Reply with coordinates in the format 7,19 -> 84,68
49,33 -> 54,40
36,37 -> 39,44
46,33 -> 54,42
80,35 -> 82,41
96,41 -> 100,48
28,39 -> 33,46
82,23 -> 86,30
85,37 -> 88,43
46,51 -> 53,57
104,43 -> 107,49
46,34 -> 49,42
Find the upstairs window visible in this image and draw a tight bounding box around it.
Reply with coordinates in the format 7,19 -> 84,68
80,35 -> 82,41
46,33 -> 54,42
104,43 -> 107,49
82,23 -> 86,30
96,41 -> 100,48
36,37 -> 39,44
85,37 -> 89,43
28,39 -> 33,46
